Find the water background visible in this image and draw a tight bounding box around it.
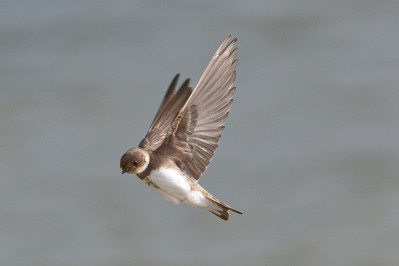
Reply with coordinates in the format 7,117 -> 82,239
1,1 -> 399,265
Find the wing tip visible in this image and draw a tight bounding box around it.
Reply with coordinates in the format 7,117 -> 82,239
218,35 -> 237,55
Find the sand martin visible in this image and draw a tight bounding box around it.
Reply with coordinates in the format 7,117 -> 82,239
120,35 -> 242,220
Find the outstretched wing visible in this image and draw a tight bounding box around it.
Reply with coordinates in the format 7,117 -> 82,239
139,74 -> 192,151
159,35 -> 238,180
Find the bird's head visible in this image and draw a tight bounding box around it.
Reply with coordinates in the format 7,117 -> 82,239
120,148 -> 150,174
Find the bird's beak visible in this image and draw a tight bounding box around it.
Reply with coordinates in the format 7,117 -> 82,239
121,169 -> 126,174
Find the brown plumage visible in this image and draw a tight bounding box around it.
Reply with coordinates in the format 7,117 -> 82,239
140,36 -> 237,181
121,35 -> 242,220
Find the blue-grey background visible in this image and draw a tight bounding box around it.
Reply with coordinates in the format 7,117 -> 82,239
1,1 -> 399,265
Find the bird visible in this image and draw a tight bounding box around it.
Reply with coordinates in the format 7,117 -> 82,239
120,35 -> 242,220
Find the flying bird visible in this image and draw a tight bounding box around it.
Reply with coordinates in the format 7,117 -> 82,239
120,35 -> 242,220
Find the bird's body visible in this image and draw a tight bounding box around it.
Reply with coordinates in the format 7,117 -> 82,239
120,35 -> 242,220
144,166 -> 205,207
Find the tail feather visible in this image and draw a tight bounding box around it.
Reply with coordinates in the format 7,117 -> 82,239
206,196 -> 242,221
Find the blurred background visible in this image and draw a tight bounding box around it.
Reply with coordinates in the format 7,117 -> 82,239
1,1 -> 399,265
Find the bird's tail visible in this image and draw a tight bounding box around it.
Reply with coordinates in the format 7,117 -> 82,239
205,196 -> 242,221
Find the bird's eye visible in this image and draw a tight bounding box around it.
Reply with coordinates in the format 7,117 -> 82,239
133,161 -> 138,166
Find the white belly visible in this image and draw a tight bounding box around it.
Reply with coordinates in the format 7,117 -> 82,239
145,167 -> 207,207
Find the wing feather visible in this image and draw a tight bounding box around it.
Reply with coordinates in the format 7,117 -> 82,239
147,35 -> 238,180
139,75 -> 192,151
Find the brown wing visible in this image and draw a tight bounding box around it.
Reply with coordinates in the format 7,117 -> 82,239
139,74 -> 192,151
159,35 -> 238,180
